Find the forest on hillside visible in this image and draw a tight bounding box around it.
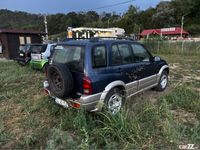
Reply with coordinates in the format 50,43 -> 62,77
0,0 -> 200,36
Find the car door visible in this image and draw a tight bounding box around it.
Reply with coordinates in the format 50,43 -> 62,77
107,42 -> 139,96
131,43 -> 158,90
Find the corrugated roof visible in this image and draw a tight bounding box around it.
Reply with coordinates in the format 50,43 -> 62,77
141,27 -> 189,36
0,29 -> 46,35
141,29 -> 160,36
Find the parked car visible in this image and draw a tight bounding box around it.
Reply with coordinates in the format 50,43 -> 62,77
17,44 -> 43,65
43,38 -> 169,114
30,43 -> 56,71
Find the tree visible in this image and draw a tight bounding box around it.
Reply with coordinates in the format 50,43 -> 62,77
152,1 -> 176,28
117,5 -> 139,34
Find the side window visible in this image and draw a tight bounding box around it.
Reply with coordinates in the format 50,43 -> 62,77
50,45 -> 55,53
92,45 -> 106,68
26,37 -> 31,44
111,44 -> 132,65
72,47 -> 82,61
131,44 -> 150,63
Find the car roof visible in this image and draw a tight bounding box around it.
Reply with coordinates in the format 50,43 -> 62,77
57,39 -> 138,46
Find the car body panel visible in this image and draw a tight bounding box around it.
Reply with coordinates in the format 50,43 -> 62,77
30,59 -> 48,70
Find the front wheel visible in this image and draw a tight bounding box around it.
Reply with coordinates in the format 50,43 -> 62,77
155,70 -> 168,91
104,88 -> 125,115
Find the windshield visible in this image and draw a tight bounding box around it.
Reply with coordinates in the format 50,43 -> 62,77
52,45 -> 84,71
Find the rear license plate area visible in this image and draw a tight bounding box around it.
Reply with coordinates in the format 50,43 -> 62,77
55,97 -> 69,108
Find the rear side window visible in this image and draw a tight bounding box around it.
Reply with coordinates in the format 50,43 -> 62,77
131,44 -> 150,63
111,43 -> 132,65
92,45 -> 106,68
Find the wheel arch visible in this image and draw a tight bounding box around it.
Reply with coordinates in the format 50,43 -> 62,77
98,80 -> 125,101
95,80 -> 126,111
158,65 -> 169,75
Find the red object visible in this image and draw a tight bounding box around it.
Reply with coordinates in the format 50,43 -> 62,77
83,76 -> 92,95
43,88 -> 49,95
141,27 -> 189,37
70,102 -> 81,108
140,29 -> 160,36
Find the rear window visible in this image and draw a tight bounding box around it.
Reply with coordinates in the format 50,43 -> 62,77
30,45 -> 47,53
52,45 -> 84,71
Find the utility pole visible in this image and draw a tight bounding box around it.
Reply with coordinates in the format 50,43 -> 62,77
180,15 -> 184,39
44,15 -> 48,41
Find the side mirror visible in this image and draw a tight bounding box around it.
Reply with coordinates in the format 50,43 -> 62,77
154,56 -> 161,62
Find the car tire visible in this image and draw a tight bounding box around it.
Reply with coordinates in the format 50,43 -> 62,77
104,88 -> 125,115
47,64 -> 74,98
155,70 -> 168,91
42,63 -> 48,73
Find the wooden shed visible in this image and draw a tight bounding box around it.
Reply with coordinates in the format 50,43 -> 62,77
0,29 -> 45,59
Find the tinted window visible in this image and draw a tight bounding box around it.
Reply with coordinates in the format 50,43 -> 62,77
52,45 -> 84,71
131,44 -> 150,63
30,45 -> 47,54
53,45 -> 83,63
111,44 -> 132,65
92,46 -> 106,68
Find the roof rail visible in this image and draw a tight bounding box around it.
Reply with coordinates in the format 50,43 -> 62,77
90,37 -> 135,42
61,37 -> 135,42
61,37 -> 91,42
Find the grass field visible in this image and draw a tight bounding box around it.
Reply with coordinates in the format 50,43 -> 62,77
0,53 -> 200,149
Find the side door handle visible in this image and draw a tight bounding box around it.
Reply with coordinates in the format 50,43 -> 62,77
117,67 -> 122,73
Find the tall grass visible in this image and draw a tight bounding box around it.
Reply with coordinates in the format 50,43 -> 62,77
44,86 -> 200,149
1,55 -> 200,149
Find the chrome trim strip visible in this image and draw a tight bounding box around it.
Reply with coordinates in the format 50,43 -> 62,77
138,74 -> 157,90
127,83 -> 158,99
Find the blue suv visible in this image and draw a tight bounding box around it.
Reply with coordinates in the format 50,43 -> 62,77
43,38 -> 169,114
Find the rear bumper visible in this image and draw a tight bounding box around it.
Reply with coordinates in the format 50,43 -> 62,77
43,81 -> 102,112
30,60 -> 48,70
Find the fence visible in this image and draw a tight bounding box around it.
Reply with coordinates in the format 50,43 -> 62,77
141,40 -> 200,55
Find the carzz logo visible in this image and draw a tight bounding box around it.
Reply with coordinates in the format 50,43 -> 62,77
179,144 -> 197,150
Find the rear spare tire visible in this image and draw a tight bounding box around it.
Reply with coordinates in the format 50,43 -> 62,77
47,64 -> 74,98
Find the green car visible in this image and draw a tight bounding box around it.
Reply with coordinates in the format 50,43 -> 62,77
30,43 -> 55,70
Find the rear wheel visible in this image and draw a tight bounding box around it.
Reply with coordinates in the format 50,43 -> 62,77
104,88 -> 125,115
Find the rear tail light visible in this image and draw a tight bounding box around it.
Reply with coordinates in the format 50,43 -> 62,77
43,88 -> 49,95
70,102 -> 81,108
83,76 -> 92,95
41,54 -> 43,59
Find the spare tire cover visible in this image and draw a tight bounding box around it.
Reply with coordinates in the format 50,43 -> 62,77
47,63 -> 74,98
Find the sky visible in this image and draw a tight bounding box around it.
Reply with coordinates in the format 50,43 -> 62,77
0,0 -> 162,14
